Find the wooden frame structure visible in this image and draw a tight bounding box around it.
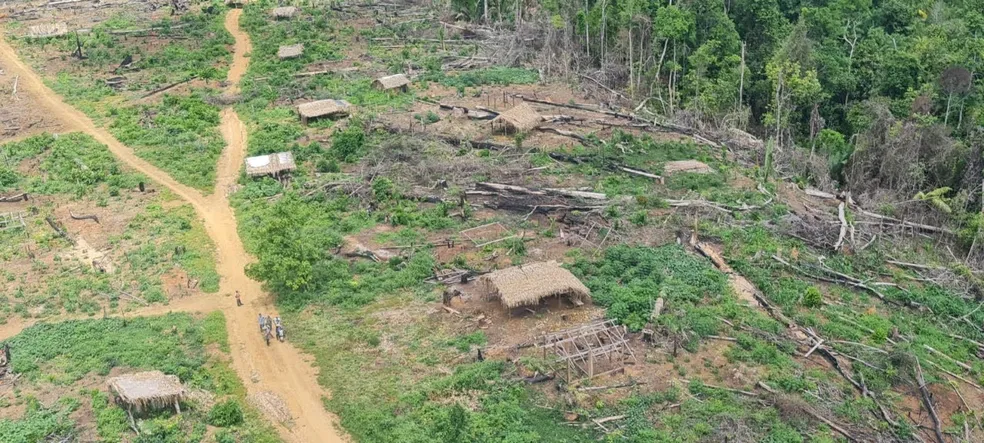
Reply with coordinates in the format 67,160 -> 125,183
540,320 -> 636,382
0,211 -> 26,231
460,222 -> 513,247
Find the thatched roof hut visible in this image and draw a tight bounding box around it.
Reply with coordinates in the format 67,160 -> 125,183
663,160 -> 713,175
480,261 -> 590,309
297,99 -> 352,124
271,6 -> 298,19
372,74 -> 410,91
245,152 -> 296,177
108,371 -> 186,413
26,22 -> 68,38
278,43 -> 304,60
491,103 -> 542,133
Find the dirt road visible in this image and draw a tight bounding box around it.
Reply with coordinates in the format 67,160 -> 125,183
0,10 -> 346,443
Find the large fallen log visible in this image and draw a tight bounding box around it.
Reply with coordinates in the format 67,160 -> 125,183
544,188 -> 608,201
0,193 -> 28,203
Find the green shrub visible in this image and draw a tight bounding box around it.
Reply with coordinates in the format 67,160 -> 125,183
208,400 -> 244,427
331,125 -> 366,162
802,286 -> 823,308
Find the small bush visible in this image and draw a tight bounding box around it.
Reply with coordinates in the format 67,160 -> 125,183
208,399 -> 244,427
802,286 -> 822,308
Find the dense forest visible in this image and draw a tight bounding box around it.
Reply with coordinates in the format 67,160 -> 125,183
453,0 -> 983,216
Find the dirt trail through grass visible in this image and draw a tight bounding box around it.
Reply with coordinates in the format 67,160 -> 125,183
0,10 -> 346,443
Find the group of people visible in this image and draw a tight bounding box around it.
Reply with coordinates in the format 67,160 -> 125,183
238,291 -> 286,346
258,313 -> 285,345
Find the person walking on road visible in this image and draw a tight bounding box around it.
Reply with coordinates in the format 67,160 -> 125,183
258,313 -> 265,332
235,291 -> 243,307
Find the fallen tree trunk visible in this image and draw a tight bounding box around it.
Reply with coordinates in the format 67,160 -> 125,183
0,193 -> 28,203
543,188 -> 608,201
854,207 -> 955,235
476,182 -> 545,196
45,216 -> 75,245
139,76 -> 196,99
915,358 -> 946,443
536,127 -> 591,144
69,211 -> 99,223
834,202 -> 848,251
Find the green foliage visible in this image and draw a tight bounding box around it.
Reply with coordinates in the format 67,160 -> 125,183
331,125 -> 367,162
420,67 -> 539,88
802,286 -> 823,308
0,400 -> 74,443
208,400 -> 245,427
2,133 -> 142,197
109,93 -> 225,191
571,245 -> 728,331
8,314 -> 211,384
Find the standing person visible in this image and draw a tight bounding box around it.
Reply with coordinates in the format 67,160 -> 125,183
258,313 -> 264,332
235,291 -> 243,307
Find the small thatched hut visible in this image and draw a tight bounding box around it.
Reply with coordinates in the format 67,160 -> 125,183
491,103 -> 542,133
480,261 -> 590,310
372,74 -> 410,92
108,371 -> 186,414
26,22 -> 68,38
271,6 -> 298,19
245,152 -> 296,177
297,99 -> 352,124
278,43 -> 304,60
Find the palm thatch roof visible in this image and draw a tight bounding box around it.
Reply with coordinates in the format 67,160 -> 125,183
297,99 -> 352,120
278,43 -> 304,60
491,103 -> 542,133
480,261 -> 590,309
245,152 -> 296,177
108,371 -> 186,413
663,160 -> 713,175
271,6 -> 298,18
372,74 -> 410,90
26,22 -> 68,38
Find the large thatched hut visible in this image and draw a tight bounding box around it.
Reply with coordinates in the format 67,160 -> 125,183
490,103 -> 542,133
297,99 -> 352,124
372,74 -> 410,92
108,371 -> 186,414
245,152 -> 296,178
480,261 -> 590,310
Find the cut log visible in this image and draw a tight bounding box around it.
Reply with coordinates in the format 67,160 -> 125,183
537,127 -> 590,144
619,166 -> 663,183
69,211 -> 99,223
45,216 -> 75,245
915,358 -> 946,443
0,193 -> 28,203
543,188 -> 608,200
139,76 -> 196,99
805,188 -> 837,199
834,202 -> 848,251
476,182 -> 545,195
923,345 -> 972,371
